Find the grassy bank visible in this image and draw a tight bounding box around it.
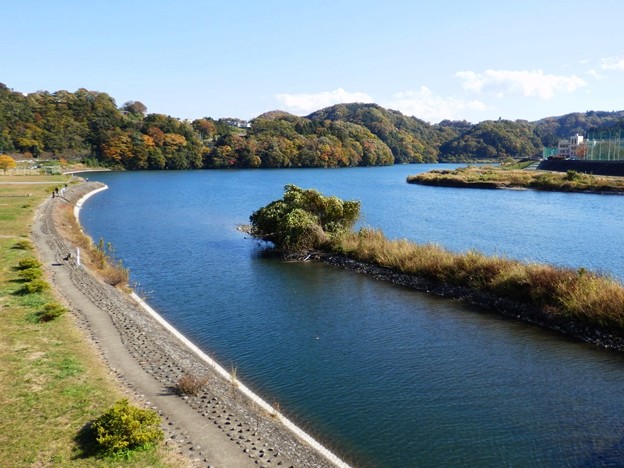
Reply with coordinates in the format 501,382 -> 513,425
407,165 -> 624,193
0,176 -> 181,466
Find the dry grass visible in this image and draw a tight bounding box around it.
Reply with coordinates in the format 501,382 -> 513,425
337,228 -> 624,332
56,204 -> 129,288
175,373 -> 208,396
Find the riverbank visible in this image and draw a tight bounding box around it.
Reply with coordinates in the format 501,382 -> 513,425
34,182 -> 347,467
407,165 -> 624,193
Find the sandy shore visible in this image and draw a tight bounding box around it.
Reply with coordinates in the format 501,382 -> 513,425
33,182 -> 349,468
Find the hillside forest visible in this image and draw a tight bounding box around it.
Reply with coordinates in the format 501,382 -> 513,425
2,83 -> 624,170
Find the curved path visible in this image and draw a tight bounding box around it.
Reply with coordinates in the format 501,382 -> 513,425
32,182 -> 344,468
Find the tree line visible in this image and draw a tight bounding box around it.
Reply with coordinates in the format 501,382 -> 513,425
2,83 -> 624,169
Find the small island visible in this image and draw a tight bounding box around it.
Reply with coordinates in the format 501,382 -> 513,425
250,185 -> 624,351
407,165 -> 624,194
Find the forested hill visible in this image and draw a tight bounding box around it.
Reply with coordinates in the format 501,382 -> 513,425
1,83 -> 624,169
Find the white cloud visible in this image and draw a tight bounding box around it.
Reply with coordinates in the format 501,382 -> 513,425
587,68 -> 604,79
455,69 -> 586,99
600,56 -> 624,70
386,86 -> 487,123
275,88 -> 374,114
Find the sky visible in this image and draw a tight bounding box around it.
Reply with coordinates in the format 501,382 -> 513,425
3,0 -> 624,124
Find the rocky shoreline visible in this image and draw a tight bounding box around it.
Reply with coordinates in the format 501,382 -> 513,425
34,182 -> 347,468
319,253 -> 624,353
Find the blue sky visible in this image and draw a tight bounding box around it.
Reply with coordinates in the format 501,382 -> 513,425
3,0 -> 624,123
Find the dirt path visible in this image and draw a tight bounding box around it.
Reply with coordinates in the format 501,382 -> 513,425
32,182 -> 342,468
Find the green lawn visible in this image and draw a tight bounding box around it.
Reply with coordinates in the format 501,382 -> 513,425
0,175 -> 184,466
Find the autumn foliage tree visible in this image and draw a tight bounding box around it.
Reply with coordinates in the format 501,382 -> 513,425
0,154 -> 16,173
4,82 -> 624,169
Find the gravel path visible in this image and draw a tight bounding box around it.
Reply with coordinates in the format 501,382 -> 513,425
32,182 -> 344,468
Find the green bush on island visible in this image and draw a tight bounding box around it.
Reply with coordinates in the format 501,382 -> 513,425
250,184 -> 360,250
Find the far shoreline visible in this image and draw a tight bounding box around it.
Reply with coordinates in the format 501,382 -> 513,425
407,165 -> 624,195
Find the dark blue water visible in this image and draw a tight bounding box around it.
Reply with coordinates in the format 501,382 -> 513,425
81,166 -> 624,467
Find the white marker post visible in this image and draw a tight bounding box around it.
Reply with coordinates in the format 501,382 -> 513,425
76,247 -> 80,266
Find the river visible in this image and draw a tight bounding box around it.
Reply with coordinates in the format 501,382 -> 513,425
81,165 -> 624,467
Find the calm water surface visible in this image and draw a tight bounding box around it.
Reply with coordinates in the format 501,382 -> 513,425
81,166 -> 624,467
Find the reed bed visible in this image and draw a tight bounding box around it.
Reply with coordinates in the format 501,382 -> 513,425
338,228 -> 624,332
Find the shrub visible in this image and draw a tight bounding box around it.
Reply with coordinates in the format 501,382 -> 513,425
175,373 -> 208,396
39,302 -> 67,322
18,267 -> 43,282
565,170 -> 580,182
91,399 -> 163,454
12,240 -> 33,250
250,184 -> 360,251
23,279 -> 49,294
17,257 -> 41,270
100,261 -> 129,287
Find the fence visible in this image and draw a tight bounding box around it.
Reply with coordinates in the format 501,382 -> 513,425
585,131 -> 624,161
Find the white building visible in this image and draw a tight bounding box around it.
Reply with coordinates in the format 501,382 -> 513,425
557,134 -> 584,159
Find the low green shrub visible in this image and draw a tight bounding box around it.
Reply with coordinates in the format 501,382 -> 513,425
91,399 -> 163,455
17,257 -> 41,270
12,240 -> 33,250
18,267 -> 43,282
565,170 -> 580,181
39,303 -> 67,322
23,279 -> 49,294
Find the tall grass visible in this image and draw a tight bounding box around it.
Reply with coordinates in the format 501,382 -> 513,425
337,228 -> 624,332
56,205 -> 129,287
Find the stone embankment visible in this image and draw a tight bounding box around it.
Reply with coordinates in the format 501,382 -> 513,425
34,182 -> 346,468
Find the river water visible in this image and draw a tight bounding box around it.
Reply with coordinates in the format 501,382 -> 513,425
81,165 -> 624,467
